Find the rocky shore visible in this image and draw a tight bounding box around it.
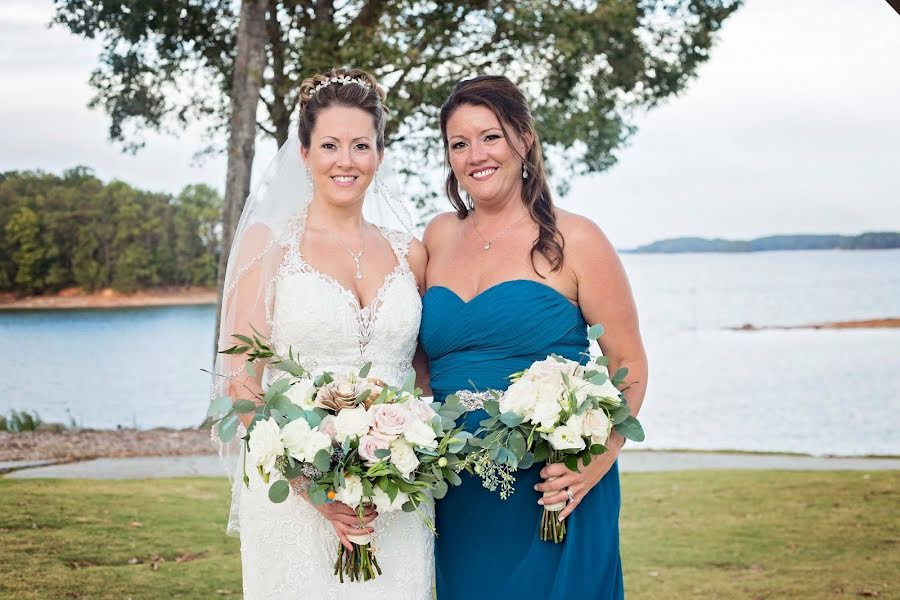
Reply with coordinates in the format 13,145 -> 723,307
0,428 -> 216,462
0,287 -> 216,311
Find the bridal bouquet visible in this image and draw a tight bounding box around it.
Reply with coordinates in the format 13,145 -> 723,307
461,325 -> 644,543
207,329 -> 468,582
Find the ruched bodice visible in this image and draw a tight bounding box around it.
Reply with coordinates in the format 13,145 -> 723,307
420,279 -> 623,599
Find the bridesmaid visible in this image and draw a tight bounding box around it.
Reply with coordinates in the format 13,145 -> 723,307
420,75 -> 648,598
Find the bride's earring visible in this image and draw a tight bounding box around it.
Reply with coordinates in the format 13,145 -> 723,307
304,165 -> 314,202
522,163 -> 529,179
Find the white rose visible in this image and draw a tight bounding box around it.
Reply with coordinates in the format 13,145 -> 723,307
358,434 -> 391,465
524,357 -> 580,385
389,438 -> 420,478
334,474 -> 364,508
247,417 -> 284,475
405,398 -> 439,423
582,408 -> 611,445
318,415 -> 338,440
280,418 -> 311,461
530,393 -> 563,430
303,430 -> 333,461
544,424 -> 587,451
574,379 -> 622,406
499,379 -> 538,420
285,378 -> 317,410
372,486 -> 409,514
369,403 -> 411,440
333,406 -> 372,441
403,418 -> 438,449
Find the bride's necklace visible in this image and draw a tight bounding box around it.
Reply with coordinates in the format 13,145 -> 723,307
332,231 -> 367,280
472,208 -> 529,251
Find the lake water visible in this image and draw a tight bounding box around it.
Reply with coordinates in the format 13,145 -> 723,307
2,250 -> 898,456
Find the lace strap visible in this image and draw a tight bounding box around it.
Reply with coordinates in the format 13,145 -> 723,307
380,227 -> 413,268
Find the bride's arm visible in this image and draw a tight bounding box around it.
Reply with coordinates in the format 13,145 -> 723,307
220,224 -> 280,429
408,236 -> 432,395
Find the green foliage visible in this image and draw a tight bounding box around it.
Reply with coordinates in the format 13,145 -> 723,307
52,0 -> 743,204
0,410 -> 44,432
0,169 -> 222,296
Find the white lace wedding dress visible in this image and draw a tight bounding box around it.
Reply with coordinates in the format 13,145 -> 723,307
237,215 -> 433,599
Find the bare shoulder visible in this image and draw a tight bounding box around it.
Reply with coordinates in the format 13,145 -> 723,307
422,211 -> 463,249
555,208 -> 617,261
407,236 -> 428,268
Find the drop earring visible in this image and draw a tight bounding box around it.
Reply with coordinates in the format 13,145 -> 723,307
522,163 -> 529,179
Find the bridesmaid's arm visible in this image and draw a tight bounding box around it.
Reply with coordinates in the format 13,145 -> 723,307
569,215 -> 648,446
535,215 -> 648,521
408,237 -> 432,395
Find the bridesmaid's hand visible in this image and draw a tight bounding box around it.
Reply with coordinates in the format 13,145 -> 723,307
534,433 -> 625,522
303,494 -> 378,550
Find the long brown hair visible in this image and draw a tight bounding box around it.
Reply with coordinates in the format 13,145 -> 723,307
298,67 -> 388,151
439,75 -> 564,274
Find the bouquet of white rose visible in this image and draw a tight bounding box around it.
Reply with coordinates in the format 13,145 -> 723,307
206,329 -> 468,582
460,324 -> 644,543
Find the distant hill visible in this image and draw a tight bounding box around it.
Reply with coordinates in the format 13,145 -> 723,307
626,232 -> 900,254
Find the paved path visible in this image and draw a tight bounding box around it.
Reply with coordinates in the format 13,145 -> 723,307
3,451 -> 898,480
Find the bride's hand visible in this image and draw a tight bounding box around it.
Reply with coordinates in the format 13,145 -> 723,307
534,433 -> 625,522
301,491 -> 378,550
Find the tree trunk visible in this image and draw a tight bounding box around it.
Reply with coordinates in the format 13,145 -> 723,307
213,0 -> 269,359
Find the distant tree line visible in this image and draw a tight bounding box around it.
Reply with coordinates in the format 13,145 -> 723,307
628,233 -> 900,254
0,168 -> 221,295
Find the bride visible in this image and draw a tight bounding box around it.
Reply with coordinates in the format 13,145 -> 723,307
208,68 -> 432,599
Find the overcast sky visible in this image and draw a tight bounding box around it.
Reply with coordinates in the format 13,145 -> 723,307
1,0 -> 898,248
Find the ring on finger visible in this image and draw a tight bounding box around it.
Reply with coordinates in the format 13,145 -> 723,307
565,488 -> 575,503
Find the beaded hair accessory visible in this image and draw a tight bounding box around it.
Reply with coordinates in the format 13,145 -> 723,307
311,75 -> 372,96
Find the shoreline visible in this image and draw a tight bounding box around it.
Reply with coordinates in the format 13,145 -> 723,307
2,427 -> 897,464
730,317 -> 900,331
0,287 -> 216,311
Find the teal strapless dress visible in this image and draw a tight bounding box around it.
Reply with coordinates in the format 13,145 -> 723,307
421,280 -> 624,599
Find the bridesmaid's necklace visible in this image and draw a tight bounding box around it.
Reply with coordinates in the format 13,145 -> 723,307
471,208 -> 529,251
331,231 -> 366,280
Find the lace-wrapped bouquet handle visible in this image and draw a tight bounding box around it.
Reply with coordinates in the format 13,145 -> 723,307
206,327 -> 470,582
458,324 -> 645,543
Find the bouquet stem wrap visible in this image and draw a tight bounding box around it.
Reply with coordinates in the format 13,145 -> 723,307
540,450 -> 567,543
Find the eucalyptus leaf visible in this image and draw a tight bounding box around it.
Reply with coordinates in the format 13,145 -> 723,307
244,362 -> 256,378
432,480 -> 448,500
611,404 -> 631,425
587,324 -> 605,340
518,451 -> 535,469
613,367 -> 629,383
508,429 -> 527,458
615,416 -> 645,442
304,410 -> 322,428
482,400 -> 500,417
263,378 -> 292,401
402,371 -> 416,394
233,399 -> 258,414
207,395 -> 232,417
445,468 -> 462,487
374,448 -> 392,460
268,479 -> 290,503
313,448 -> 332,472
358,361 -> 372,378
273,359 -> 305,377
308,486 -> 328,505
355,388 -> 371,406
499,412 -> 524,428
217,414 -> 239,443
595,356 -> 609,367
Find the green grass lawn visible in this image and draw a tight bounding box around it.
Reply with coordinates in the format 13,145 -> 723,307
0,471 -> 896,599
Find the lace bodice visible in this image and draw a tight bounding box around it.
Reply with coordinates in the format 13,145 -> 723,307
239,212 -> 432,600
268,213 -> 421,384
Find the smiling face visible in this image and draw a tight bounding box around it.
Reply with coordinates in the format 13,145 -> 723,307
300,105 -> 382,209
445,103 -> 531,207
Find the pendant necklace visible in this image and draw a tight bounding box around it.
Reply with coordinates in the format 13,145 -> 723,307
472,208 -> 529,251
332,231 -> 366,280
